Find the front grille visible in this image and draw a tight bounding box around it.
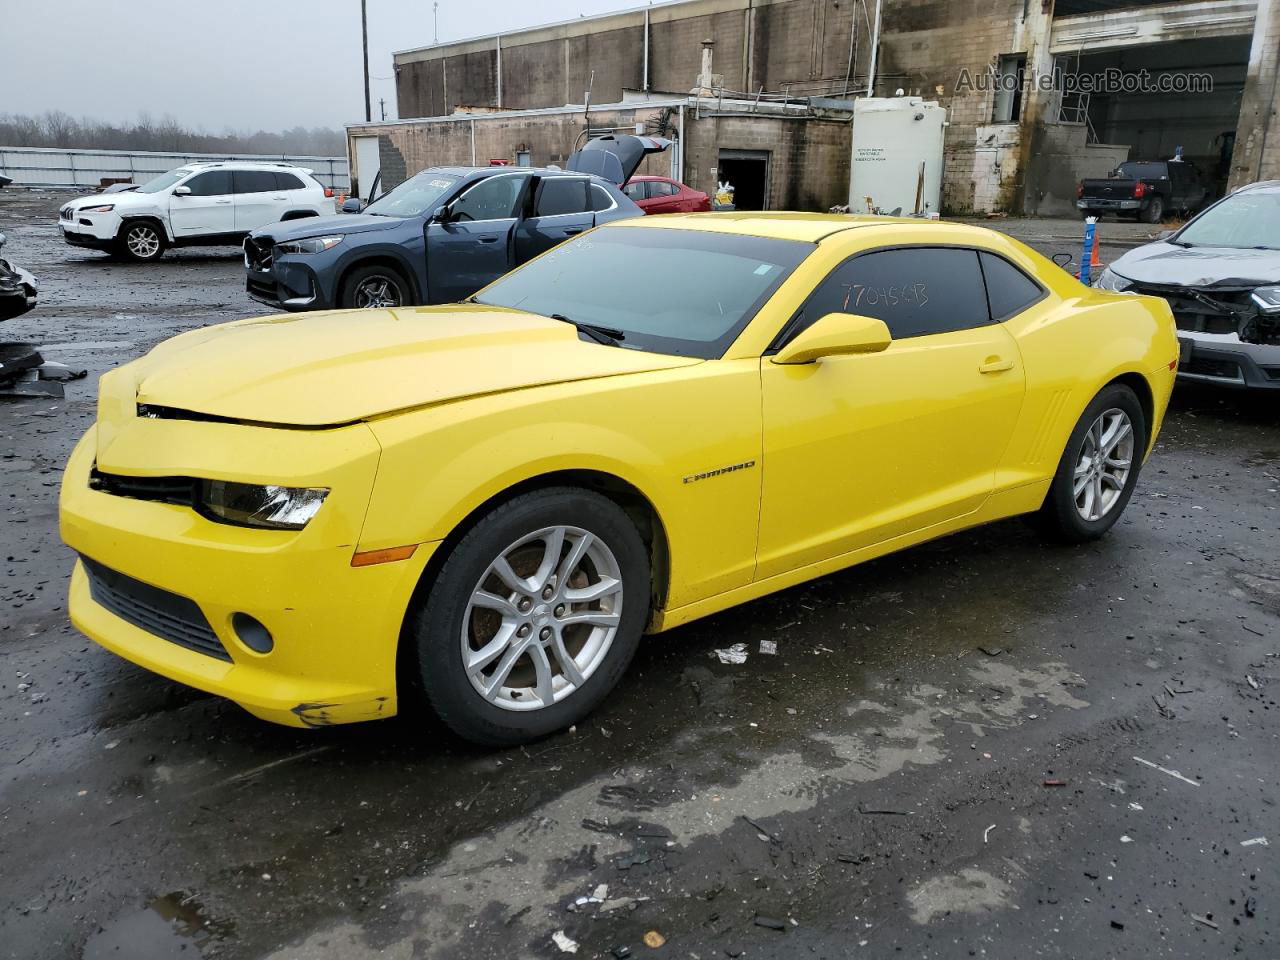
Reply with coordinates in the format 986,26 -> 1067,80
244,236 -> 273,271
60,207 -> 73,221
1133,283 -> 1254,336
1260,367 -> 1280,381
82,556 -> 230,661
246,275 -> 279,301
1181,355 -> 1243,381
90,467 -> 196,507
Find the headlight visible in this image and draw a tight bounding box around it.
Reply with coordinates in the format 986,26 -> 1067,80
1094,268 -> 1135,293
199,480 -> 329,530
78,204 -> 115,214
277,236 -> 344,255
1251,285 -> 1280,314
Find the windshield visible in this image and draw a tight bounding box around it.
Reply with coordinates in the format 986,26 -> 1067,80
474,226 -> 812,359
1176,191 -> 1280,250
135,168 -> 194,194
363,171 -> 461,218
1116,162 -> 1167,180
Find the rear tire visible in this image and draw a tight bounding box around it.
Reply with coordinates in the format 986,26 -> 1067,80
116,221 -> 166,262
408,487 -> 650,747
1141,196 -> 1165,224
339,263 -> 410,308
1037,384 -> 1147,543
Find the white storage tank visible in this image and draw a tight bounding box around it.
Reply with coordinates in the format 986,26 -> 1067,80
849,96 -> 946,216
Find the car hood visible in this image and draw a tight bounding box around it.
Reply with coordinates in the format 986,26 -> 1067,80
124,305 -> 700,427
67,189 -> 151,212
1111,242 -> 1280,288
251,213 -> 405,242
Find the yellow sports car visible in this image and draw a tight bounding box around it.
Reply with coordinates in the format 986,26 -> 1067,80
60,215 -> 1178,745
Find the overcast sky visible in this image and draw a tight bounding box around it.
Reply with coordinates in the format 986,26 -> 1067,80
3,0 -> 642,131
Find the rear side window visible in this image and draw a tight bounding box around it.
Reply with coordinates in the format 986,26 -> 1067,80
233,171 -> 278,194
651,181 -> 679,197
623,182 -> 645,201
274,172 -> 306,191
590,184 -> 615,212
185,171 -> 232,196
979,252 -> 1044,321
535,178 -> 590,217
793,247 -> 990,341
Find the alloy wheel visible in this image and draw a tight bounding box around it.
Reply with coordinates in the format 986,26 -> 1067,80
354,276 -> 402,308
461,525 -> 623,711
126,225 -> 160,259
1073,407 -> 1134,522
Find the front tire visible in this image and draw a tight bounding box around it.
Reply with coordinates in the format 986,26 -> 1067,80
408,488 -> 650,746
1038,384 -> 1146,543
340,264 -> 410,308
117,221 -> 166,262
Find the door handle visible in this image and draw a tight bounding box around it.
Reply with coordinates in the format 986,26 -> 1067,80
979,356 -> 1014,374
478,236 -> 499,244
216,199 -> 232,204
564,228 -> 583,236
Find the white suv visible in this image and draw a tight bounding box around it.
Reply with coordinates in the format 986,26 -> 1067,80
58,161 -> 336,262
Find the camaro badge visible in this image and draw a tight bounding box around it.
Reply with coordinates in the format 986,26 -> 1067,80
683,460 -> 757,484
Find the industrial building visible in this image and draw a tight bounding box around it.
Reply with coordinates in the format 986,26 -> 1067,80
347,0 -> 1280,216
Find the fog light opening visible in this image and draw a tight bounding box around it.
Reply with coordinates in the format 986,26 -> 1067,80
232,613 -> 274,654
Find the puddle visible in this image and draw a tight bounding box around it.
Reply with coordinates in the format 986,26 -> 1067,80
82,891 -> 229,959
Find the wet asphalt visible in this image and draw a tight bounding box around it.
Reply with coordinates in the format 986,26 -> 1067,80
1,193 -> 1277,959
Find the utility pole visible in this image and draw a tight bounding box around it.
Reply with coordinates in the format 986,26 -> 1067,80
361,0 -> 372,122
379,97 -> 387,121
865,0 -> 882,98
433,1 -> 439,45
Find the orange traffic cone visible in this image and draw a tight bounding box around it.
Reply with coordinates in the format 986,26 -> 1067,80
1089,230 -> 1102,269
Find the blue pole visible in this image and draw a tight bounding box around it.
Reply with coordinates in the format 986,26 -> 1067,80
1080,217 -> 1097,286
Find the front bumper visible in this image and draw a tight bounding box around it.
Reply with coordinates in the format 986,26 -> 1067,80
1176,330 -> 1280,390
59,210 -> 121,248
60,420 -> 434,727
244,243 -> 335,311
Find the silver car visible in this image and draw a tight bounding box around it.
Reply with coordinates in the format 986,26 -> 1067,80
1094,181 -> 1280,390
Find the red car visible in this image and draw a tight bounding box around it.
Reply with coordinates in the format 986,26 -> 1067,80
622,176 -> 711,214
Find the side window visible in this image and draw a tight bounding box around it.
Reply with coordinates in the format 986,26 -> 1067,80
452,175 -> 526,221
274,172 -> 306,191
534,178 -> 590,217
651,181 -> 679,197
792,248 -> 990,341
589,184 -> 615,212
622,182 -> 645,201
979,252 -> 1044,321
184,171 -> 232,196
232,171 -> 278,194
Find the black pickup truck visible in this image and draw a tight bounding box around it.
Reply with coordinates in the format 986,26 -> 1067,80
1076,160 -> 1206,223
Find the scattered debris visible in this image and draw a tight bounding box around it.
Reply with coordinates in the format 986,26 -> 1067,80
742,815 -> 778,843
612,947 -> 632,959
1133,755 -> 1199,787
1111,920 -> 1125,930
1240,837 -> 1269,848
1042,779 -> 1067,787
1190,913 -> 1219,931
642,930 -> 666,948
978,645 -> 1004,657
758,639 -> 778,655
552,930 -> 580,953
859,805 -> 911,816
713,643 -> 749,665
1246,897 -> 1257,918
983,824 -> 996,844
1120,835 -> 1134,843
753,915 -> 787,931
1246,674 -> 1260,690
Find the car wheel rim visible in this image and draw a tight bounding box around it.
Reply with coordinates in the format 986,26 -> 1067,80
127,227 -> 159,258
354,277 -> 401,308
461,525 -> 623,712
1073,407 -> 1134,522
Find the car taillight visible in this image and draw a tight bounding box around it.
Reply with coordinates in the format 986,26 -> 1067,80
1133,182 -> 1146,198
1076,183 -> 1083,198
324,187 -> 334,198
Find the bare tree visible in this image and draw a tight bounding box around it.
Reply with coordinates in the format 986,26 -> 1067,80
0,112 -> 346,155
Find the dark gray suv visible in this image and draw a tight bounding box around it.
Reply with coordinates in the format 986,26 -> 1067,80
244,135 -> 669,311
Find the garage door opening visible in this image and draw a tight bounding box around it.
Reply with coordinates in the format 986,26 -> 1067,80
1057,35 -> 1250,200
718,150 -> 770,211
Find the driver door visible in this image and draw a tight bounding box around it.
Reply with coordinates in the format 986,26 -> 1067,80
425,173 -> 529,304
755,246 -> 1027,580
169,170 -> 235,238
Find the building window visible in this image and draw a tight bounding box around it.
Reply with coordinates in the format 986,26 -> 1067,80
992,54 -> 1027,123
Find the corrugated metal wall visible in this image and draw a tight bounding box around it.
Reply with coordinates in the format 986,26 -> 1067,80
0,147 -> 350,190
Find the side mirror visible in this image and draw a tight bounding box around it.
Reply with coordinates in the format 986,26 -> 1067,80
772,312 -> 892,365
341,197 -> 364,213
173,185 -> 191,196
431,204 -> 453,224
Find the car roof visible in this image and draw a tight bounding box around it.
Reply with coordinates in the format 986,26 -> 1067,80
603,211 -> 936,243
183,161 -> 311,171
1235,180 -> 1280,194
628,175 -> 675,182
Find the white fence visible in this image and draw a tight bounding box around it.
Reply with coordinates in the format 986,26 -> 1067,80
0,146 -> 350,191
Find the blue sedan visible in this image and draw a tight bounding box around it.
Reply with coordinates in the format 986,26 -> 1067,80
244,135 -> 668,311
